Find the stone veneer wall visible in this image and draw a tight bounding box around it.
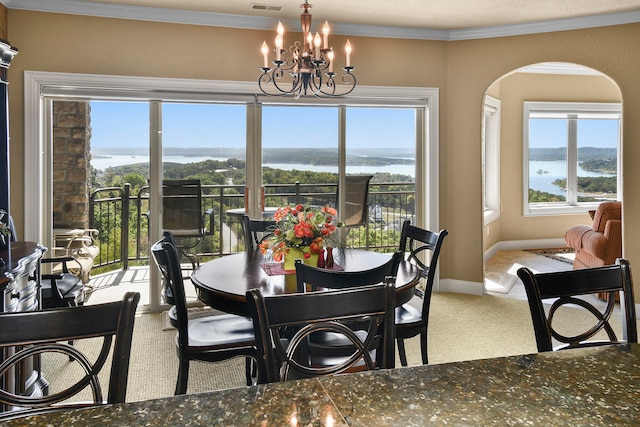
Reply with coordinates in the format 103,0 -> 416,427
52,101 -> 92,229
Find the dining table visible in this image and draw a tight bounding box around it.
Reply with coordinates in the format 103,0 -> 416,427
190,248 -> 422,317
5,343 -> 640,426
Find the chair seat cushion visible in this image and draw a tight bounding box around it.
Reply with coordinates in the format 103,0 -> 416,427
186,314 -> 255,348
395,302 -> 422,326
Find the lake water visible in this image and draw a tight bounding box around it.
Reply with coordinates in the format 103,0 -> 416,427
90,156 -> 611,193
529,160 -> 614,196
90,155 -> 416,178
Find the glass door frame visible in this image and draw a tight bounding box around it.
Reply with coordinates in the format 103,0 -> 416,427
24,71 -> 440,312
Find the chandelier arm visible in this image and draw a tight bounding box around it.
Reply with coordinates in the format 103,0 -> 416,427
315,69 -> 356,97
259,68 -> 304,97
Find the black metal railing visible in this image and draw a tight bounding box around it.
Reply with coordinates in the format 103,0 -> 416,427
89,181 -> 415,271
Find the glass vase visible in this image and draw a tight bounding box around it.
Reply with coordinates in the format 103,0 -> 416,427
283,247 -> 319,270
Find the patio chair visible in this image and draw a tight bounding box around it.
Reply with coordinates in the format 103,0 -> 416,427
340,175 -> 373,228
159,179 -> 214,271
247,280 -> 396,383
0,292 -> 140,421
40,256 -> 86,309
52,228 -> 100,284
516,258 -> 637,352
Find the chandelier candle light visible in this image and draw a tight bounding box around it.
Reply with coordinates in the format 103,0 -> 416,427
259,1 -> 356,98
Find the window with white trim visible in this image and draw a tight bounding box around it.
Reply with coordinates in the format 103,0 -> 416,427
483,96 -> 501,223
523,102 -> 621,216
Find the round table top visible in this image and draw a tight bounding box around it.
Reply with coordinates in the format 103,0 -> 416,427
191,249 -> 421,316
226,207 -> 278,219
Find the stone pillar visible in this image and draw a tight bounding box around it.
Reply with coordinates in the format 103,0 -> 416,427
52,101 -> 92,229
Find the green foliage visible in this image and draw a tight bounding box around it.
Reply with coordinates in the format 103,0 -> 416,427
579,158 -> 616,173
528,188 -> 565,203
551,176 -> 617,194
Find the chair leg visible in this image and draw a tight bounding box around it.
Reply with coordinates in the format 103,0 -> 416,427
397,338 -> 408,367
420,332 -> 428,365
245,357 -> 258,386
175,359 -> 190,395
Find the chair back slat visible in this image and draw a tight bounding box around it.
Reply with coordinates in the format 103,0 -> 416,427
295,251 -> 402,292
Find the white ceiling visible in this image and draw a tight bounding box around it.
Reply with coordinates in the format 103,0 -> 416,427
6,0 -> 640,40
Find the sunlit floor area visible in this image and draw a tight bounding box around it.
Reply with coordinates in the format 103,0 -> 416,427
85,264 -> 199,310
483,247 -> 619,313
484,248 -> 574,300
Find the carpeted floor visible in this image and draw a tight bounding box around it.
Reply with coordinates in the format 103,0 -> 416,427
42,291 -> 622,403
126,292 -> 621,401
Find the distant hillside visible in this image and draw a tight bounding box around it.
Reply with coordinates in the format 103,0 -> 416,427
92,147 -> 415,167
530,147 -> 616,162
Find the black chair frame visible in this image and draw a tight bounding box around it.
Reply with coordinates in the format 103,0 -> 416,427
240,214 -> 277,253
517,257 -> 638,352
151,232 -> 257,394
395,220 -> 448,366
247,281 -> 396,383
0,292 -> 140,420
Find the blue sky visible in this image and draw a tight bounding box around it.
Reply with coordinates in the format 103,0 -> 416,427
529,118 -> 619,149
89,101 -> 415,151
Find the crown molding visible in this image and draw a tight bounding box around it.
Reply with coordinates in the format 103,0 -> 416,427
3,0 -> 640,41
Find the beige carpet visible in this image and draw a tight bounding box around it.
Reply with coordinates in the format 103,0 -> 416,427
41,292 -> 623,403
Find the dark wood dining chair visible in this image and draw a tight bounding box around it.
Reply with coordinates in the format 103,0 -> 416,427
517,258 -> 637,352
294,252 -> 401,371
0,292 -> 140,422
295,250 -> 403,292
395,220 -> 448,366
151,232 -> 257,394
247,281 -> 396,383
240,214 -> 276,252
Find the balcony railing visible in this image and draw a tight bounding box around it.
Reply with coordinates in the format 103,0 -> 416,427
89,182 -> 415,271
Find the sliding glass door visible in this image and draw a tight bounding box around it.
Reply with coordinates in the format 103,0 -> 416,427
31,72 -> 436,311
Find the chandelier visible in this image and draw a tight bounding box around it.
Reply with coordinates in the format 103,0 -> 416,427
258,1 -> 356,98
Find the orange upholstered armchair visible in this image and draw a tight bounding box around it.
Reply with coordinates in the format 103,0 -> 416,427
564,201 -> 622,270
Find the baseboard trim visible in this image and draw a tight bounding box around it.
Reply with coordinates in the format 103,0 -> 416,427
438,278 -> 485,296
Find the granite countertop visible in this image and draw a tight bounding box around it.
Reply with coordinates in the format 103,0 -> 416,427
5,343 -> 640,426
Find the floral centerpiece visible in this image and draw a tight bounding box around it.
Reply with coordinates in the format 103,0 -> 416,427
259,203 -> 343,269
